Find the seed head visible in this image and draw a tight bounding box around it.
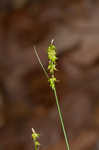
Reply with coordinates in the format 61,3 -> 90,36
47,40 -> 57,90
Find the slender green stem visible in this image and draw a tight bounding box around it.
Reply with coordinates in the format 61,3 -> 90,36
34,46 -> 49,79
35,144 -> 39,150
35,144 -> 37,150
53,87 -> 70,150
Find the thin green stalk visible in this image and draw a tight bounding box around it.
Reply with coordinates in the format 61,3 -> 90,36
35,144 -> 37,150
34,46 -> 49,80
53,87 -> 70,150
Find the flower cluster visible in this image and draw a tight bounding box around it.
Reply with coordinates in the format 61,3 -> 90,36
48,40 -> 57,90
49,76 -> 56,90
32,128 -> 40,150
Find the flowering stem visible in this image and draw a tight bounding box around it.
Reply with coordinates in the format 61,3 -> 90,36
32,128 -> 40,150
34,42 -> 70,150
53,87 -> 70,150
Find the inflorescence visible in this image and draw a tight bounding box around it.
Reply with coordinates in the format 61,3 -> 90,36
48,40 -> 57,90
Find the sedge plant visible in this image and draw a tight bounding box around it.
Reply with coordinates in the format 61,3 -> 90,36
32,128 -> 40,150
33,40 -> 70,150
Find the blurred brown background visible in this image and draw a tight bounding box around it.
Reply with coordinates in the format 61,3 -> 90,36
0,0 -> 99,150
